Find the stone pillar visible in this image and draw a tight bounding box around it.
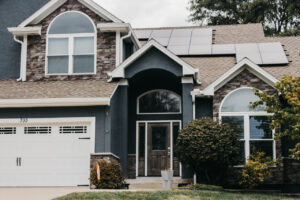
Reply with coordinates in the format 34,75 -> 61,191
90,153 -> 120,169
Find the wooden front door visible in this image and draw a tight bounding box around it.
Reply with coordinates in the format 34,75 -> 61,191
147,123 -> 170,176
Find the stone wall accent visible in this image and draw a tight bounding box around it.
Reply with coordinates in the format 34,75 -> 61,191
127,154 -> 136,179
90,153 -> 120,169
213,69 -> 276,118
26,0 -> 116,81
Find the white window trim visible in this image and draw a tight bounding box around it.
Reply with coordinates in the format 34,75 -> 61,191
137,89 -> 182,115
46,11 -> 97,76
219,87 -> 276,163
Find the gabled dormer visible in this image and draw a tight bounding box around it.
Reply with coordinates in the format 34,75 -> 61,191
8,0 -> 140,82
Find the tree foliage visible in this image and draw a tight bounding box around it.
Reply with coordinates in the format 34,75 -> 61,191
175,118 -> 240,185
188,0 -> 300,36
252,76 -> 300,139
252,76 -> 300,158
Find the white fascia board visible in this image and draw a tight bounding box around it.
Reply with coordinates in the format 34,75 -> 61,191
18,0 -> 67,27
198,58 -> 279,96
8,27 -> 42,36
78,0 -> 122,23
18,0 -> 122,27
111,40 -> 197,79
97,23 -> 130,32
0,97 -> 110,108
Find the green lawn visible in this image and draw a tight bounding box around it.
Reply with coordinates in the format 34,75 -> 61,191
54,190 -> 300,200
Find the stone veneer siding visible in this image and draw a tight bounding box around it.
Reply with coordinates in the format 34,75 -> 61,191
213,69 -> 276,118
26,0 -> 116,81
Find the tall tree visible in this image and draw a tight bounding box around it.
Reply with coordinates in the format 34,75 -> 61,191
188,0 -> 300,36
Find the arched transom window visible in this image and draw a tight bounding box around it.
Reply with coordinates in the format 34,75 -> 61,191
46,11 -> 96,75
137,90 -> 181,114
220,88 -> 275,164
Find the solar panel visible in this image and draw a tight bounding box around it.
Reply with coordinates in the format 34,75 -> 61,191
171,29 -> 192,37
151,30 -> 172,38
135,30 -> 152,39
152,37 -> 170,46
190,29 -> 213,45
168,37 -> 191,46
167,45 -> 189,55
258,43 -> 288,65
235,43 -> 262,64
189,45 -> 212,55
212,44 -> 235,55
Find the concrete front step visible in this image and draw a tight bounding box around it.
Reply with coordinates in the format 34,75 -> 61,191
126,178 -> 192,190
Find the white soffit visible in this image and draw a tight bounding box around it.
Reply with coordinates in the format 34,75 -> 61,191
8,27 -> 42,36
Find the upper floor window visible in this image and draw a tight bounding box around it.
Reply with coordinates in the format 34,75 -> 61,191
46,12 -> 96,75
220,88 -> 275,165
137,90 -> 181,114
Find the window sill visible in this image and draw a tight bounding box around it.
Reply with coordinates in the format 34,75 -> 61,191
46,73 -> 96,76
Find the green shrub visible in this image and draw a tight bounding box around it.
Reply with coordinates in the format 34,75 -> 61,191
175,118 -> 240,185
289,143 -> 300,160
188,184 -> 223,191
90,160 -> 125,189
238,151 -> 274,189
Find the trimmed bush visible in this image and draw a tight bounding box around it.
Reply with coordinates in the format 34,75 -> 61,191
175,118 -> 240,185
238,151 -> 274,189
90,160 -> 125,189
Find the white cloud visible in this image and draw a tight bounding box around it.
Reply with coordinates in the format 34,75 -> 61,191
93,0 -> 193,28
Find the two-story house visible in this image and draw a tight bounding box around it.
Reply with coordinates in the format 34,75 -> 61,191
0,0 -> 299,191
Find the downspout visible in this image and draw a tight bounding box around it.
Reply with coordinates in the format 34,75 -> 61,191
191,93 -> 197,184
14,35 -> 27,82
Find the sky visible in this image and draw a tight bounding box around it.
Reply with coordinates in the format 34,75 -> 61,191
93,0 -> 193,28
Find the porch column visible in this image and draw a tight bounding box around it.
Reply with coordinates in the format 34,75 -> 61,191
181,77 -> 195,178
182,77 -> 194,127
110,79 -> 129,175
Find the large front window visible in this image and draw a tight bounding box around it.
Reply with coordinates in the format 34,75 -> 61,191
220,88 -> 275,164
46,12 -> 96,75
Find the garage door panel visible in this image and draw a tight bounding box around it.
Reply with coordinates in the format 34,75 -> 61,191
0,120 -> 92,187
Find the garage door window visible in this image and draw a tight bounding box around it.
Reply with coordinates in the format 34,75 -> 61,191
0,127 -> 16,135
24,127 -> 52,134
59,126 -> 87,134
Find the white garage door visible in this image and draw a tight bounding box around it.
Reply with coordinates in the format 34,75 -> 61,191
0,118 -> 93,187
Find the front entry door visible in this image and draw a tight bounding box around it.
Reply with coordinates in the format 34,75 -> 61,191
147,123 -> 170,176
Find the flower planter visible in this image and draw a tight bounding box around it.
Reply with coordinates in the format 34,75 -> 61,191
161,170 -> 174,189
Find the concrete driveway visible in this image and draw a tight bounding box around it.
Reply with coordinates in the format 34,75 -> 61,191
0,187 -> 91,200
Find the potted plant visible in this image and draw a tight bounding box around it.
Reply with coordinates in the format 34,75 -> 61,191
161,168 -> 174,189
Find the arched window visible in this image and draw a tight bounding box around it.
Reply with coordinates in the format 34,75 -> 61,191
46,11 -> 96,75
220,88 -> 275,164
137,90 -> 181,114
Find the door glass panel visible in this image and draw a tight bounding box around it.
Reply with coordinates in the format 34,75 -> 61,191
0,127 -> 16,135
250,116 -> 272,139
173,122 -> 180,156
152,127 -> 167,150
222,116 -> 244,139
139,124 -> 145,158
